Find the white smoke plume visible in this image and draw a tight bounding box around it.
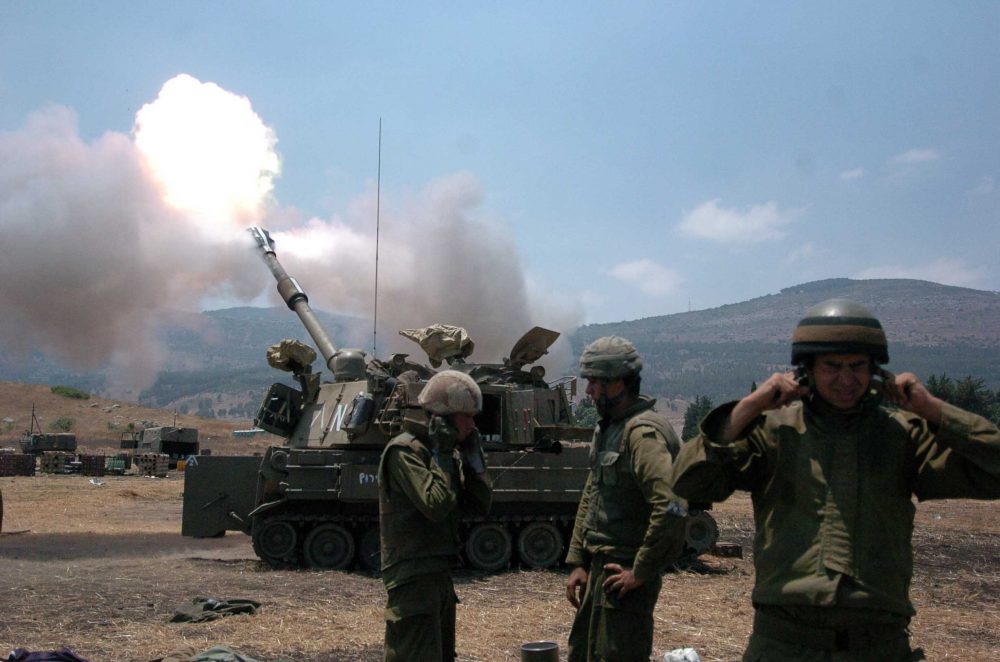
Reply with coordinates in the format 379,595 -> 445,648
0,76 -> 274,389
262,172 -> 583,372
0,74 -> 583,391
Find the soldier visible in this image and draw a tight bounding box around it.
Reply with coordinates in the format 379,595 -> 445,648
672,299 -> 1000,661
378,369 -> 492,662
565,336 -> 689,662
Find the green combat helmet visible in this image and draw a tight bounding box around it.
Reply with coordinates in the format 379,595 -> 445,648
579,336 -> 643,379
332,349 -> 367,382
418,370 -> 483,415
791,298 -> 889,365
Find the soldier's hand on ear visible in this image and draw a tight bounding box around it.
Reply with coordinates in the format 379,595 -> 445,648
722,372 -> 807,442
884,372 -> 943,425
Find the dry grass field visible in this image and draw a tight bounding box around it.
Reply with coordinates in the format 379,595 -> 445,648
1,473 -> 997,662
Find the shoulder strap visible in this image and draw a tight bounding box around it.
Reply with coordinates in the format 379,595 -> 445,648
622,409 -> 676,455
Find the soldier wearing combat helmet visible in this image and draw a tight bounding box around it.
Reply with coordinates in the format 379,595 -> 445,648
672,298 -> 1000,661
565,336 -> 688,662
378,370 -> 492,662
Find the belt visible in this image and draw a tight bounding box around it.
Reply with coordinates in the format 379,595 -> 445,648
753,608 -> 908,652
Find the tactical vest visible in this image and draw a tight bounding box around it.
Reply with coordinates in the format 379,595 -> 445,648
378,433 -> 461,572
584,398 -> 673,553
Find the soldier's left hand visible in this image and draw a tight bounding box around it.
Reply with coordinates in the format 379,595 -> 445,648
881,371 -> 943,425
602,563 -> 644,598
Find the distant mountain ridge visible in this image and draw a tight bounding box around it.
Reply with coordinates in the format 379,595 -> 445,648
582,278 -> 1000,346
1,278 -> 998,416
572,278 -> 1000,402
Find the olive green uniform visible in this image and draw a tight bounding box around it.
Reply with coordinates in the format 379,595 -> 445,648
565,396 -> 689,662
378,426 -> 491,662
672,396 -> 1000,661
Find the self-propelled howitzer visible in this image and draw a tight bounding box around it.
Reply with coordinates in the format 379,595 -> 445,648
181,227 -> 718,571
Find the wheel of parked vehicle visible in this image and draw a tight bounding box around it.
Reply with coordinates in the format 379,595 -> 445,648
465,523 -> 512,571
685,510 -> 720,556
517,521 -> 563,569
357,526 -> 382,573
303,523 -> 355,570
252,518 -> 297,566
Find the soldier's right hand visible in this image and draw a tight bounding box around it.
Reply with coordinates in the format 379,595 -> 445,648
759,371 -> 808,409
722,372 -> 808,442
566,566 -> 588,609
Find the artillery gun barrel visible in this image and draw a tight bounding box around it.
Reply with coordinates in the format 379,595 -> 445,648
248,226 -> 338,371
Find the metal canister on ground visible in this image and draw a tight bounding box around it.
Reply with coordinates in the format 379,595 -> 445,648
520,641 -> 559,662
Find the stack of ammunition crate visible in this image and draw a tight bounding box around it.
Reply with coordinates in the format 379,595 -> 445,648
40,451 -> 72,474
135,452 -> 169,477
104,452 -> 132,475
0,452 -> 35,476
78,454 -> 106,477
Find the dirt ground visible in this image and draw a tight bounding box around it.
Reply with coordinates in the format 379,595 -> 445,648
1,474 -> 997,662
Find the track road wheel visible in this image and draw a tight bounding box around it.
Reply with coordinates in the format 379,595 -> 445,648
465,523 -> 512,571
685,510 -> 720,556
303,523 -> 355,570
252,518 -> 297,567
357,526 -> 382,573
517,521 -> 564,569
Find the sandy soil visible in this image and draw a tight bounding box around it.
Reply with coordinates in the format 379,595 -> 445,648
1,474 -> 997,662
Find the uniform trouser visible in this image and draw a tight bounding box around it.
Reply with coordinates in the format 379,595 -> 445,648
742,605 -> 925,662
384,572 -> 457,662
567,556 -> 662,662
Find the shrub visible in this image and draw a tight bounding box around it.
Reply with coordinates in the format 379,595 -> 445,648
51,385 -> 90,400
50,417 -> 74,431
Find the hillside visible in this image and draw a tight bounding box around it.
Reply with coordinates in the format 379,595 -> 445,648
573,278 -> 1000,402
2,277 -> 999,413
0,381 -> 279,455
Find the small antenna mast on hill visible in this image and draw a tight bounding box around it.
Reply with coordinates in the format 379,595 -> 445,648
373,118 -> 382,357
29,403 -> 40,435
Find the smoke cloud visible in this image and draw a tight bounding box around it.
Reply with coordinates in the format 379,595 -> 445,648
0,75 -> 583,391
0,78 -> 272,389
264,171 -> 583,372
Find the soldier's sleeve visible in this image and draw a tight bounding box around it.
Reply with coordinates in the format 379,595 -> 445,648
629,425 -> 688,583
459,450 -> 493,516
565,472 -> 593,567
671,400 -> 771,504
910,402 -> 1000,500
385,445 -> 459,522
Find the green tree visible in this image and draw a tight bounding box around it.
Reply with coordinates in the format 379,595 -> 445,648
50,417 -> 74,431
50,385 -> 89,400
924,373 -> 999,425
953,375 -> 993,418
574,397 -> 599,428
925,373 -> 955,402
682,395 -> 714,441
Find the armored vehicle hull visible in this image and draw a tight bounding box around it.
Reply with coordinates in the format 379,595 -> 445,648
20,433 -> 76,455
184,443 -> 591,571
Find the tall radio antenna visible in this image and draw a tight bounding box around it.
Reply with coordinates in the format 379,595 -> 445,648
372,118 -> 382,356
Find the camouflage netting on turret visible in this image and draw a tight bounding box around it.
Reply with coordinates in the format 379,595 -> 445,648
399,324 -> 475,368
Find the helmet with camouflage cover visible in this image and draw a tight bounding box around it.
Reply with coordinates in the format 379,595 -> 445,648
791,298 -> 889,365
579,336 -> 643,379
418,370 -> 483,415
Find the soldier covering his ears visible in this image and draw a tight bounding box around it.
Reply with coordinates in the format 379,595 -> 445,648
671,299 -> 1000,661
378,370 -> 492,662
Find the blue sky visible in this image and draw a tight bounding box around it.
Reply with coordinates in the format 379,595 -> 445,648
2,2 -> 999,379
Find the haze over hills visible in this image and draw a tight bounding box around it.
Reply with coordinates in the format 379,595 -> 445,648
1,278 -> 998,417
